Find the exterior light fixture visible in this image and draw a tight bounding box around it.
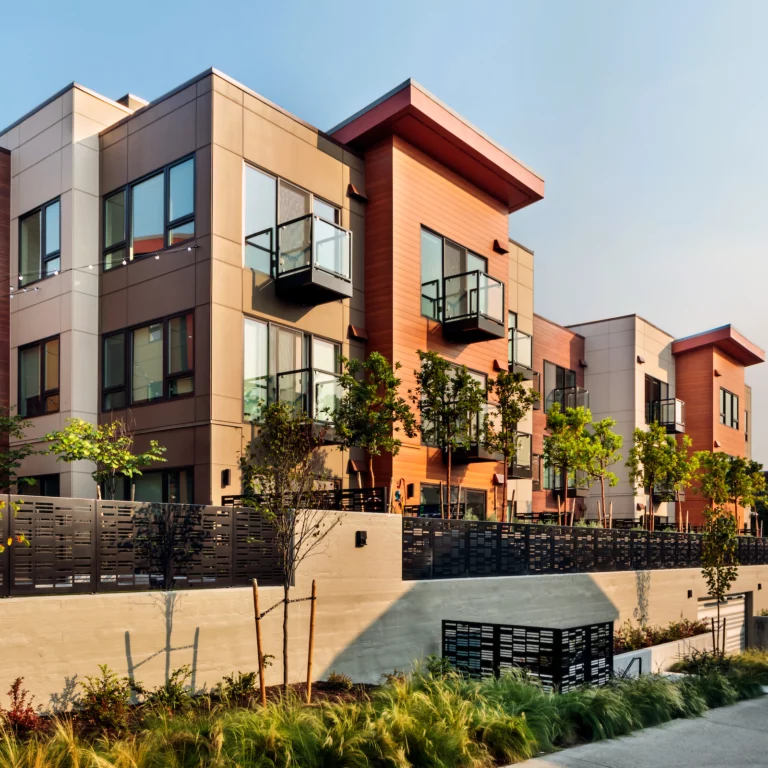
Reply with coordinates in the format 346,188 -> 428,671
122,258 -> 127,266
637,355 -> 645,364
155,254 -> 160,260
687,590 -> 693,599
355,531 -> 368,548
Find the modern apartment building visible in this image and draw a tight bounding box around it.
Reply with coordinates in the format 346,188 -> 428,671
0,71 -> 544,513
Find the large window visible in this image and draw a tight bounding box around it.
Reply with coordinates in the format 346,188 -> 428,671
102,313 -> 194,410
19,199 -> 60,285
720,388 -> 739,430
244,165 -> 339,274
644,375 -> 669,424
419,483 -> 487,520
103,156 -> 195,271
18,337 -> 60,417
109,467 -> 194,503
243,317 -> 340,420
543,361 -> 575,410
22,474 -> 60,497
420,228 -> 487,321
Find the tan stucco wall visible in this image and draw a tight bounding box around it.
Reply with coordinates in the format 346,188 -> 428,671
2,510 -> 766,709
0,88 -> 130,497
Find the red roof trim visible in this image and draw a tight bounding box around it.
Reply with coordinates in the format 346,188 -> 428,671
672,325 -> 765,367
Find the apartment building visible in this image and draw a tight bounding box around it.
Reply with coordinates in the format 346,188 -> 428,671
0,71 -> 544,513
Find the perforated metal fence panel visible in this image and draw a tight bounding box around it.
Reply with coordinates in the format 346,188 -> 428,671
1,496 -> 282,597
402,518 -> 768,581
443,619 -> 614,692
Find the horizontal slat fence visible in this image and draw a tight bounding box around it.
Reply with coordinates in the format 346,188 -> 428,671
1,496 -> 282,597
403,518 -> 768,581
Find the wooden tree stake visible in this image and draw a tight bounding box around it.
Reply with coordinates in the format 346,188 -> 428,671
306,579 -> 317,704
252,579 -> 267,707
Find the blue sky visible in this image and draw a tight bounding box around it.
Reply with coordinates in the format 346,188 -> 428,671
4,0 -> 768,458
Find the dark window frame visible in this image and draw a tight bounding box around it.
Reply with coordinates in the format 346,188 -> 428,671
108,466 -> 195,503
720,387 -> 739,430
20,473 -> 60,497
102,154 -> 196,273
242,314 -> 341,421
18,197 -> 61,287
101,311 -> 195,412
543,359 -> 576,409
420,482 -> 487,520
644,374 -> 670,424
18,335 -> 60,418
419,226 -> 489,321
243,163 -> 341,277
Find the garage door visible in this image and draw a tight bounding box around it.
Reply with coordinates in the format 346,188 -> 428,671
697,594 -> 746,654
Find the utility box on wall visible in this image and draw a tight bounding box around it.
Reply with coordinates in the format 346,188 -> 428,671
443,619 -> 613,692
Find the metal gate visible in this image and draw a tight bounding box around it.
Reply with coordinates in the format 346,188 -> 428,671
697,594 -> 746,654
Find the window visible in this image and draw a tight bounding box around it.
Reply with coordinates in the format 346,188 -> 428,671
243,317 -> 340,421
419,483 -> 486,520
508,311 -> 517,363
745,410 -> 749,442
102,313 -> 194,410
420,227 -> 488,321
103,156 -> 195,271
19,199 -> 60,285
243,165 -> 339,274
109,468 -> 194,503
18,337 -> 59,417
543,361 -> 575,410
22,474 -> 60,497
720,388 -> 739,430
644,375 -> 669,424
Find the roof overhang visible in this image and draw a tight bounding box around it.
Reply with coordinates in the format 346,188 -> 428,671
672,325 -> 765,367
329,80 -> 544,213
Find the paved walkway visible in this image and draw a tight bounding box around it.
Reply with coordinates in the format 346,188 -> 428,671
512,695 -> 768,768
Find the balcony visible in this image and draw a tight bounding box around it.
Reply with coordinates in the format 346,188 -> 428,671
441,270 -> 505,342
276,214 -> 353,305
647,398 -> 686,434
532,371 -> 541,409
444,403 -> 503,465
274,368 -> 342,441
548,386 -> 590,411
508,432 -> 533,479
509,330 -> 535,380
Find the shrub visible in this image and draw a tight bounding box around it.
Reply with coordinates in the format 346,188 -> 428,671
134,666 -> 192,714
614,618 -> 709,654
0,678 -> 44,734
424,654 -> 454,679
325,671 -> 354,692
79,664 -> 133,732
218,671 -> 259,705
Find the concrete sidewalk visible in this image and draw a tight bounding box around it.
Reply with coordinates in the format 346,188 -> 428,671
513,695 -> 768,768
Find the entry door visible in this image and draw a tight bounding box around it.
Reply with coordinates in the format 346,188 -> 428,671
697,594 -> 747,653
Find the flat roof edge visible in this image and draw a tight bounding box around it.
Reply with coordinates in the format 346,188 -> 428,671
535,313 -> 585,339
567,313 -> 675,339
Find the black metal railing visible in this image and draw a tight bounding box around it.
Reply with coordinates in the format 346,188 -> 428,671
402,517 -> 768,581
647,397 -> 686,433
444,619 -> 613,692
0,497 -> 283,597
548,386 -> 590,411
222,487 -> 387,513
277,214 -> 351,280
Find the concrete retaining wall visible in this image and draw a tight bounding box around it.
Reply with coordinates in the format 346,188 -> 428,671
614,632 -> 714,677
2,511 -> 766,710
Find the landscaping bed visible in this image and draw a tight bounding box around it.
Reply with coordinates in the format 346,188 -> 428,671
0,653 -> 765,767
613,618 -> 710,654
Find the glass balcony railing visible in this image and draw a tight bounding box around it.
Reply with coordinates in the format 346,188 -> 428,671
509,329 -> 534,379
276,214 -> 352,304
441,270 -> 505,341
548,386 -> 590,411
647,397 -> 685,433
275,368 -> 342,423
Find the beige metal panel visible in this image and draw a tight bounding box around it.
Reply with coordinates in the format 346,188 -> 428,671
17,150 -> 62,214
212,74 -> 244,105
194,143 -> 212,239
0,124 -> 20,151
212,394 -> 244,425
126,100 -> 196,181
71,189 -> 99,271
100,136 -> 128,194
212,91 -> 243,155
71,143 -> 99,197
211,303 -> 244,402
72,89 -> 129,130
19,96 -> 64,144
18,121 -> 63,173
126,85 -> 196,136
211,144 -> 242,244
100,122 -> 127,150
69,329 -> 98,415
211,259 -> 241,308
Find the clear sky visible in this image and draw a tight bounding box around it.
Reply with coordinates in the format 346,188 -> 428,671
3,0 -> 768,459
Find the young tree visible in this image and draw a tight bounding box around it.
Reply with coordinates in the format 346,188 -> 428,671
625,422 -> 679,531
727,457 -> 765,521
240,401 -> 342,691
333,352 -> 417,490
697,451 -> 731,509
666,434 -> 698,531
0,409 -> 41,492
582,417 -> 623,526
701,506 -> 739,655
410,351 -> 486,519
485,371 -> 539,522
542,403 -> 592,523
45,418 -> 166,499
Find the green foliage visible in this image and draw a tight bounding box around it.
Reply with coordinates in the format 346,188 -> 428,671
582,417 -> 622,523
218,661 -> 273,705
325,671 -> 355,692
333,353 -> 417,489
45,418 -> 166,500
78,664 -> 133,732
542,404 -> 592,509
0,409 -> 40,493
698,452 -> 766,513
613,618 -> 710,654
133,666 -> 192,714
424,654 -> 454,679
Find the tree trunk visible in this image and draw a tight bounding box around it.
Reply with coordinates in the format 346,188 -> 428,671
368,456 -> 375,491
716,596 -> 722,656
503,455 -> 509,524
600,476 -> 607,528
446,451 -> 452,520
648,484 -> 654,531
282,585 -> 290,692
